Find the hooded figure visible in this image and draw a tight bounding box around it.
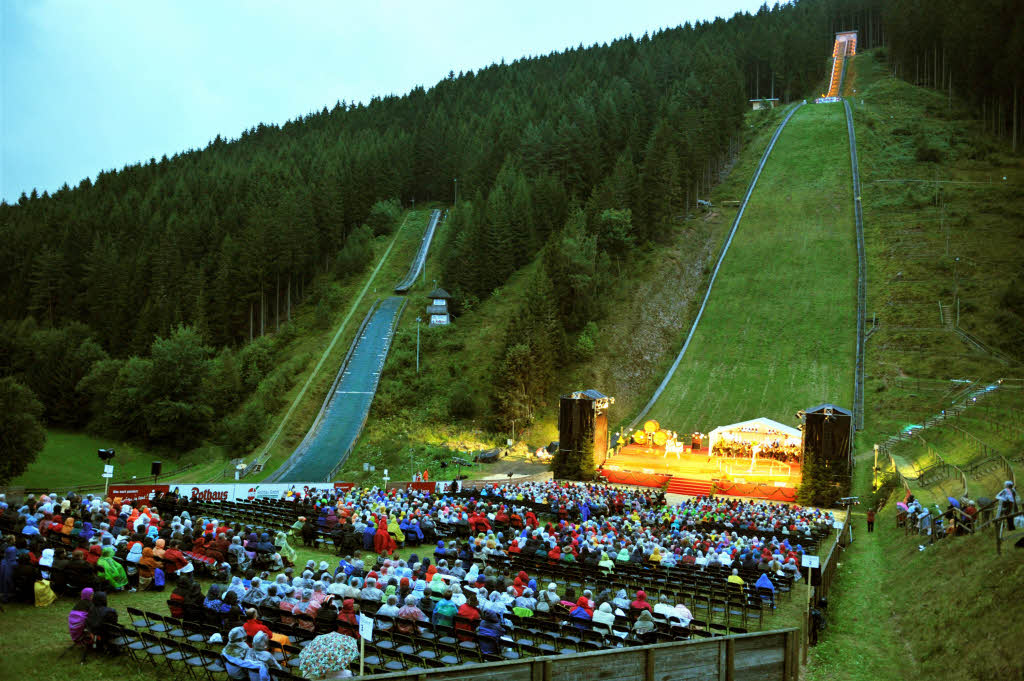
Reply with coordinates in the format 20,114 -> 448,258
222,625 -> 250,660
245,631 -> 282,671
592,602 -> 615,634
274,531 -> 297,565
66,585 -> 93,641
97,546 -> 129,590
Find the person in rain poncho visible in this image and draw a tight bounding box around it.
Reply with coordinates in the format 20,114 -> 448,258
245,630 -> 283,671
97,546 -> 129,591
275,530 -> 297,565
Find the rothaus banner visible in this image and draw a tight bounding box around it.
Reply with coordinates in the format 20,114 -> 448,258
167,483 -> 351,502
172,484 -> 236,502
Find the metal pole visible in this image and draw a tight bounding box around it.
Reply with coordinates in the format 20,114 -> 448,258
454,178 -> 457,206
416,317 -> 421,374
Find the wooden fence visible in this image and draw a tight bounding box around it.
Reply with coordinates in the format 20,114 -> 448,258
359,629 -> 799,681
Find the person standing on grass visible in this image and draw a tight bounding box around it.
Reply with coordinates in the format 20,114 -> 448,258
996,481 -> 1018,532
866,508 -> 875,533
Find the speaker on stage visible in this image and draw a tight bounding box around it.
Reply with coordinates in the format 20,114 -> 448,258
556,389 -> 613,480
801,403 -> 853,499
151,461 -> 163,477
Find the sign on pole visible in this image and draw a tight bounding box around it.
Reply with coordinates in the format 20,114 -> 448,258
800,554 -> 820,569
358,615 -> 373,642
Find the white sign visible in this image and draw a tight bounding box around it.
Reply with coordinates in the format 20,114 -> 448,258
833,520 -> 845,529
358,615 -> 374,642
507,439 -> 513,446
801,555 -> 820,569
103,465 -> 114,476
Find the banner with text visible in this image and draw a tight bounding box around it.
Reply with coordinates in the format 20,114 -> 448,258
167,483 -> 353,502
109,484 -> 170,503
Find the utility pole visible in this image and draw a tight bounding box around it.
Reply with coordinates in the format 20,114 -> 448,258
416,317 -> 422,373
453,178 -> 458,206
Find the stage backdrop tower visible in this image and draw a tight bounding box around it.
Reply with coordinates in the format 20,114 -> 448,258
800,403 -> 853,504
556,389 -> 613,480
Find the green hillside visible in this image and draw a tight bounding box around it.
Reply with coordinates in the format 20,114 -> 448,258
646,104 -> 857,433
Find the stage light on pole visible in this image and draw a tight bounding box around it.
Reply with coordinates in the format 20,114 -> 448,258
416,317 -> 422,374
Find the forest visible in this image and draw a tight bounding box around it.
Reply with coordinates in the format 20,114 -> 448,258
1,0 -> 1018,468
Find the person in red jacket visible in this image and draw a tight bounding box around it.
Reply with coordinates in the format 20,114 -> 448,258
243,608 -> 273,639
374,517 -> 394,555
162,541 -> 189,574
455,593 -> 481,642
631,590 -> 653,613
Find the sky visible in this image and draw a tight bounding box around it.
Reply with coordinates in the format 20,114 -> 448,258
1,0 -> 772,203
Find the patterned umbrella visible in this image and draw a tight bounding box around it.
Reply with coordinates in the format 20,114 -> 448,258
298,632 -> 359,679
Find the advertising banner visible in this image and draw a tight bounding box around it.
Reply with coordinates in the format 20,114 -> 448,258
237,484 -> 293,501
173,484 -> 236,502
112,482 -> 362,504
108,484 -> 169,503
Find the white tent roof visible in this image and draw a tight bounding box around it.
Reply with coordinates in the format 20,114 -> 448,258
709,417 -> 801,439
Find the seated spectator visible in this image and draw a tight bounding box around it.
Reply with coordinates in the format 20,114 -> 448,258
432,589 -> 457,627
377,594 -> 400,619
515,588 -> 537,613
168,577 -> 194,618
455,593 -> 481,642
727,568 -> 745,586
630,590 -> 653,614
222,590 -> 246,627
243,608 -> 273,640
162,541 -> 189,574
591,602 -> 615,635
223,627 -> 251,679
570,596 -> 592,625
137,547 -> 160,590
632,610 -> 656,635
85,591 -> 119,654
68,587 -> 94,644
96,546 -> 129,592
477,609 -> 504,655
396,595 -> 427,634
653,594 -> 676,620
337,598 -> 359,635
245,631 -> 283,672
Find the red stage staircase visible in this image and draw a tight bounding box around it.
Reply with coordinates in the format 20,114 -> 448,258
666,477 -> 713,496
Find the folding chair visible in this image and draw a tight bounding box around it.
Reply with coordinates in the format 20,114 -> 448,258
127,606 -> 150,630
161,636 -> 197,679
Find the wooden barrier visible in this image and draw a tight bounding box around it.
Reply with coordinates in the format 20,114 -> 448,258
359,629 -> 798,681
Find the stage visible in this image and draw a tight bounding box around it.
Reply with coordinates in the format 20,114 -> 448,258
599,444 -> 802,499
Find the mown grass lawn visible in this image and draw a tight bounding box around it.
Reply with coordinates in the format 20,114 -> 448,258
648,104 -> 857,433
12,431 -> 220,491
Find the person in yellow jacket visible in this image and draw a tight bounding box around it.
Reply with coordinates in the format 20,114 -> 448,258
388,516 -> 405,546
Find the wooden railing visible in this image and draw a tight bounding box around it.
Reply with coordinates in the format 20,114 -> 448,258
358,628 -> 799,681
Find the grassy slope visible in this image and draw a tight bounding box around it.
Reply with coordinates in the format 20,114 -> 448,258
343,109 -> 801,483
11,431 -> 220,490
647,104 -> 857,433
8,210 -> 431,489
806,52 -> 1024,681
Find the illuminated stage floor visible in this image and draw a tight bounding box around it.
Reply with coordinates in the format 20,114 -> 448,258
603,445 -> 802,486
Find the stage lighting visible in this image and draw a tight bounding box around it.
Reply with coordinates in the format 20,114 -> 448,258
97,448 -> 116,462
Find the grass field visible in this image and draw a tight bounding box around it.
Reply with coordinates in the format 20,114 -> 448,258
12,431 -> 222,491
805,51 -> 1024,681
645,104 -> 857,433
